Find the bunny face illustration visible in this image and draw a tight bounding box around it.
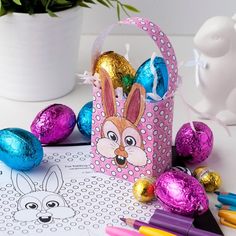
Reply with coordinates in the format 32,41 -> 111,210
11,165 -> 75,224
96,69 -> 148,168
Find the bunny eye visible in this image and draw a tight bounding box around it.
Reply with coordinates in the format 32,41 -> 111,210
46,200 -> 59,208
25,202 -> 38,209
107,131 -> 118,142
125,136 -> 136,146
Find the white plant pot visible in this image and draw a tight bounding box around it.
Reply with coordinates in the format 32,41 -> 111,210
0,7 -> 83,101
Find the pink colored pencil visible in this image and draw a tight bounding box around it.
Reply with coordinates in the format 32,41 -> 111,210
106,226 -> 143,236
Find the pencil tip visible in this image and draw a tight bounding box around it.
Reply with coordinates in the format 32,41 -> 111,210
214,191 -> 220,195
120,218 -> 126,223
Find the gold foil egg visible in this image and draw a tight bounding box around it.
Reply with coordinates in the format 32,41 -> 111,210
193,166 -> 222,192
133,177 -> 155,203
94,51 -> 136,89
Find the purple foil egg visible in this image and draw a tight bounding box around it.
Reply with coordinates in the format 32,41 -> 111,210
175,122 -> 213,164
155,170 -> 209,216
31,104 -> 76,144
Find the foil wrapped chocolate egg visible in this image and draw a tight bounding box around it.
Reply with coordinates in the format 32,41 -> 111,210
0,128 -> 43,170
133,177 -> 155,203
155,170 -> 209,216
94,51 -> 136,89
193,166 -> 222,192
175,122 -> 214,164
134,56 -> 168,100
121,74 -> 135,95
77,101 -> 93,138
31,104 -> 76,144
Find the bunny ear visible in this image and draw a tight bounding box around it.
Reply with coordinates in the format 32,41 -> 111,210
11,170 -> 36,195
100,68 -> 117,117
42,165 -> 63,193
124,84 -> 146,126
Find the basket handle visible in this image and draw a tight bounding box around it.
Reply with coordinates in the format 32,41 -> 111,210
91,17 -> 178,95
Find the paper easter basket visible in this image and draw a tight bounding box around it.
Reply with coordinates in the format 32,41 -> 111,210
90,17 -> 178,182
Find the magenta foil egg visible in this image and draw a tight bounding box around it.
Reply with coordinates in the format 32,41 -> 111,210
175,122 -> 213,164
31,104 -> 76,144
155,170 -> 209,216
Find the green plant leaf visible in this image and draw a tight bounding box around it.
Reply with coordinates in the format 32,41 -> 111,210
84,0 -> 96,4
116,1 -> 120,20
41,0 -> 48,6
13,0 -> 22,5
96,0 -> 110,8
0,0 -> 139,18
77,2 -> 90,7
104,0 -> 113,7
120,3 -> 129,17
45,0 -> 58,16
123,4 -> 139,13
45,0 -> 51,9
47,8 -> 57,16
54,0 -> 69,4
0,0 -> 7,16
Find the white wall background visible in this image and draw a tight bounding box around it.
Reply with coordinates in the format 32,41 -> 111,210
81,0 -> 236,35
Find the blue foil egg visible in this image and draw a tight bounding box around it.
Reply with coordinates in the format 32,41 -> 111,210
77,101 -> 93,138
0,128 -> 43,170
134,56 -> 168,100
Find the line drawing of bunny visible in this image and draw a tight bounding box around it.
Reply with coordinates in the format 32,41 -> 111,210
11,165 -> 75,224
96,68 -> 148,168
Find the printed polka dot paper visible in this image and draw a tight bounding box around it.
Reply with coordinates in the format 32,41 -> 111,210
91,17 -> 178,182
0,146 -> 163,236
91,87 -> 174,182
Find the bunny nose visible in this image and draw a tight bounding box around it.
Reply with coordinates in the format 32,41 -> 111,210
114,146 -> 128,168
37,211 -> 53,224
115,146 -> 128,158
37,211 -> 52,217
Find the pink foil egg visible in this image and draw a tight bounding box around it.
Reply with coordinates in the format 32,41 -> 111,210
155,170 -> 209,216
175,121 -> 213,164
31,104 -> 76,144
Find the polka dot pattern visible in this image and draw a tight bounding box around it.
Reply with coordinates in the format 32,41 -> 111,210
0,149 -> 163,235
91,85 -> 174,182
91,17 -> 177,182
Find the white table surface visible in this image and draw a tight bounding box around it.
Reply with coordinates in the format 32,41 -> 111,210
0,35 -> 236,235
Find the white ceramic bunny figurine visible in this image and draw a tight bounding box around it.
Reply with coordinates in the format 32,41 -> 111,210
11,165 -> 75,223
194,15 -> 236,125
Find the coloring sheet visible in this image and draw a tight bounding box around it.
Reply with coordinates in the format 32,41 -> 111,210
0,145 -> 163,236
